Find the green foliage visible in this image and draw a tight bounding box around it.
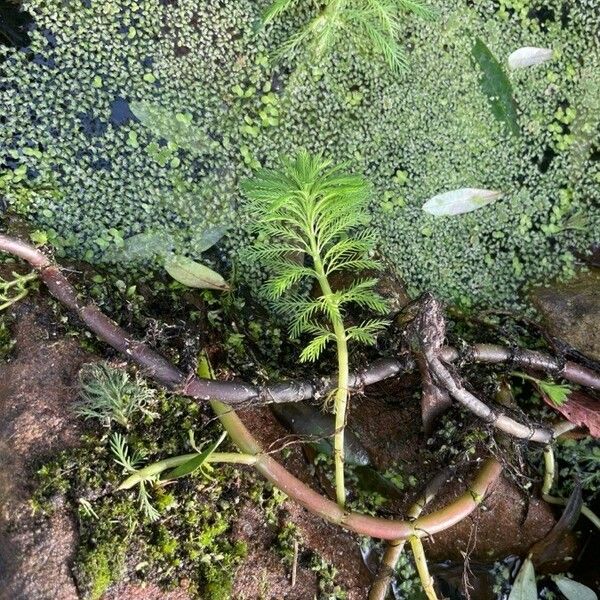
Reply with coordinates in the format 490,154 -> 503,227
512,372 -> 572,406
555,438 -> 600,500
1,0 -> 599,308
0,271 -> 37,311
76,363 -> 157,429
310,555 -> 348,600
471,38 -> 520,136
34,388 -> 248,599
263,0 -> 434,72
243,150 -> 387,362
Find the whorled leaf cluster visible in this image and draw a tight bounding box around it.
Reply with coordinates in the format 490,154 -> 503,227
0,0 -> 598,307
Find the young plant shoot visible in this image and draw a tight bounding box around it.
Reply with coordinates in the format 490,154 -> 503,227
242,150 -> 388,507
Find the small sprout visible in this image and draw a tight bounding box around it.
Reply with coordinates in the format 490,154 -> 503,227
512,372 -> 572,406
76,363 -> 157,428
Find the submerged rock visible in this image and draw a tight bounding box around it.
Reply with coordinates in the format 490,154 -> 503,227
531,269 -> 600,362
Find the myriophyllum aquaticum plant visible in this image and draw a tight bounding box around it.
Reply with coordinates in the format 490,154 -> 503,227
242,149 -> 388,507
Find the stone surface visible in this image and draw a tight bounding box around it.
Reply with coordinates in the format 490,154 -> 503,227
0,301 -> 89,600
531,268 -> 600,362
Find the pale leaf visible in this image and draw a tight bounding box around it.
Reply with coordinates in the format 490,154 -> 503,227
422,188 -> 502,216
508,558 -> 537,600
508,47 -> 553,69
164,254 -> 229,291
552,576 -> 598,600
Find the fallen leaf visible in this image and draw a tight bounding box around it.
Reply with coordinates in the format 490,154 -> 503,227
552,575 -> 598,600
508,558 -> 537,600
541,390 -> 600,437
508,47 -> 553,69
164,254 -> 229,291
422,188 -> 502,216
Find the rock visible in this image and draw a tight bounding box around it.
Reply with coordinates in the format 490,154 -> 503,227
531,269 -> 600,362
0,302 -> 92,600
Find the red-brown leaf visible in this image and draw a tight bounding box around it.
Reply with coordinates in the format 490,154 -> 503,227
542,390 -> 600,437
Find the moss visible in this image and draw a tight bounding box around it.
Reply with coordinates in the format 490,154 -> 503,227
31,378 -> 254,598
1,0 -> 597,307
77,535 -> 128,600
0,319 -> 15,359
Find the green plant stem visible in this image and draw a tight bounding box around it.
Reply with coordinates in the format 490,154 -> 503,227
409,536 -> 438,600
369,470 -> 449,600
542,443 -> 600,531
542,445 -> 555,496
313,251 -> 349,508
0,271 -> 37,310
119,451 -> 257,489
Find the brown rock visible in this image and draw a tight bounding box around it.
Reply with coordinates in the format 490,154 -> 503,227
0,302 -> 91,600
531,268 -> 600,362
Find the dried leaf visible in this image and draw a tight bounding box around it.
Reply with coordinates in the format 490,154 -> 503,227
508,47 -> 553,69
422,188 -> 502,216
542,390 -> 600,437
164,254 -> 229,291
552,576 -> 598,600
508,558 -> 537,600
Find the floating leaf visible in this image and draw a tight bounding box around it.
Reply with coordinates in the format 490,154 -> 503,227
164,254 -> 229,291
472,38 -> 520,136
508,47 -> 553,69
552,576 -> 598,600
115,231 -> 175,263
189,225 -> 228,253
422,188 -> 502,216
508,558 -> 537,600
130,101 -> 213,154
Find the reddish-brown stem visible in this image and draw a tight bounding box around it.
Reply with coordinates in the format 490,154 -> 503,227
0,233 -> 503,540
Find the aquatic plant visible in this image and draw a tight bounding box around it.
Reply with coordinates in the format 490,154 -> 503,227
243,150 -> 388,506
262,0 -> 435,72
1,0 -> 598,307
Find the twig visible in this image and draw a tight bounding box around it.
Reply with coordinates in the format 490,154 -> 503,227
1,235 -> 599,406
291,539 -> 298,588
